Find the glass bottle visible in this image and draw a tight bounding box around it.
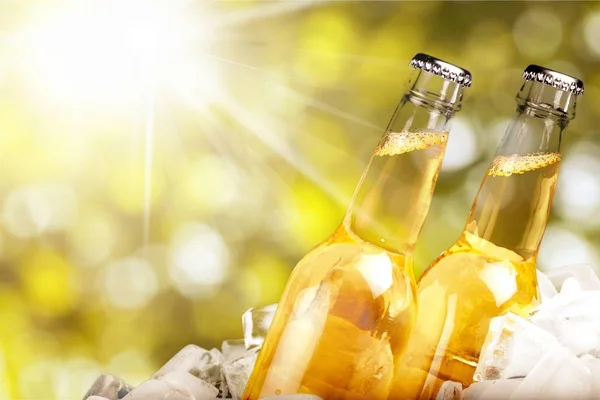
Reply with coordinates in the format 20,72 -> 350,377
393,65 -> 584,399
242,53 -> 472,400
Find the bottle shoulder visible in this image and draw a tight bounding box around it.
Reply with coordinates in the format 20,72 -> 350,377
418,231 -> 537,296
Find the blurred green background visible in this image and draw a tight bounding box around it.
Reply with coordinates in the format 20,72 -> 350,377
1,0 -> 600,398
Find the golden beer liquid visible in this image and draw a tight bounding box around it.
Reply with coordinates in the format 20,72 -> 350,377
243,132 -> 448,400
392,152 -> 561,399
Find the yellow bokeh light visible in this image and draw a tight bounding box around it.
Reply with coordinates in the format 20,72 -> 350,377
236,253 -> 291,305
106,161 -> 166,215
20,248 -> 77,317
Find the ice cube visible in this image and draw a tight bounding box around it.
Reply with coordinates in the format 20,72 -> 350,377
462,379 -> 523,399
580,355 -> 600,396
261,396 -> 323,400
222,339 -> 248,362
242,303 -> 277,350
560,277 -> 584,297
82,374 -> 133,400
222,347 -> 259,400
545,263 -> 600,292
536,269 -> 558,301
530,289 -> 600,321
435,381 -> 462,400
509,344 -> 592,400
121,379 -> 191,400
529,312 -> 600,356
152,345 -> 223,389
474,313 -> 559,381
160,371 -> 219,399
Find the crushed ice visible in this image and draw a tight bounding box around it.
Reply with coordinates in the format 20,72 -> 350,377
82,304 -> 283,400
83,264 -> 600,400
443,263 -> 600,400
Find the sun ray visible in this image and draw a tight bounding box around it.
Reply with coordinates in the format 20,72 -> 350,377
208,54 -> 381,132
170,72 -> 297,198
283,88 -> 381,131
216,88 -> 394,240
190,54 -> 383,202
196,103 -> 297,195
297,48 -> 413,67
143,89 -> 156,247
215,0 -> 328,28
220,90 -> 351,207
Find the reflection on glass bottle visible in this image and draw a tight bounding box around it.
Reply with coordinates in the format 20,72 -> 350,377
393,65 -> 584,399
242,53 -> 472,400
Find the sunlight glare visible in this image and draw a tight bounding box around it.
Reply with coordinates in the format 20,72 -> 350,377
22,1 -> 218,106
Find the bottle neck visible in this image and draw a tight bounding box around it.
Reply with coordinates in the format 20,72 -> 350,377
344,71 -> 463,254
464,81 -> 577,260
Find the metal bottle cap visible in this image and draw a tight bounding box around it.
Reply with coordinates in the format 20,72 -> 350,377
522,65 -> 584,96
409,53 -> 472,88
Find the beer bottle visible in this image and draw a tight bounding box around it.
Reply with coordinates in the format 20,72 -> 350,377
243,53 -> 472,400
394,65 -> 584,399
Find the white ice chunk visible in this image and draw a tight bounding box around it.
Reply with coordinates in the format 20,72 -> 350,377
530,289 -> 600,321
580,355 -> 600,397
242,303 -> 277,350
529,312 -> 600,356
152,345 -> 223,390
474,313 -> 559,381
545,263 -> 600,292
82,374 -> 132,400
121,379 -> 191,400
222,339 -> 247,362
152,345 -> 208,378
536,269 -> 558,301
261,395 -> 323,400
435,380 -> 462,400
160,371 -> 219,400
222,347 -> 259,400
509,344 -> 592,400
560,277 -> 584,296
463,379 -> 522,399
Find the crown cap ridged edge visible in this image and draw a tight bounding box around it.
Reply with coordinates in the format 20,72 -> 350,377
409,53 -> 472,88
522,65 -> 584,96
